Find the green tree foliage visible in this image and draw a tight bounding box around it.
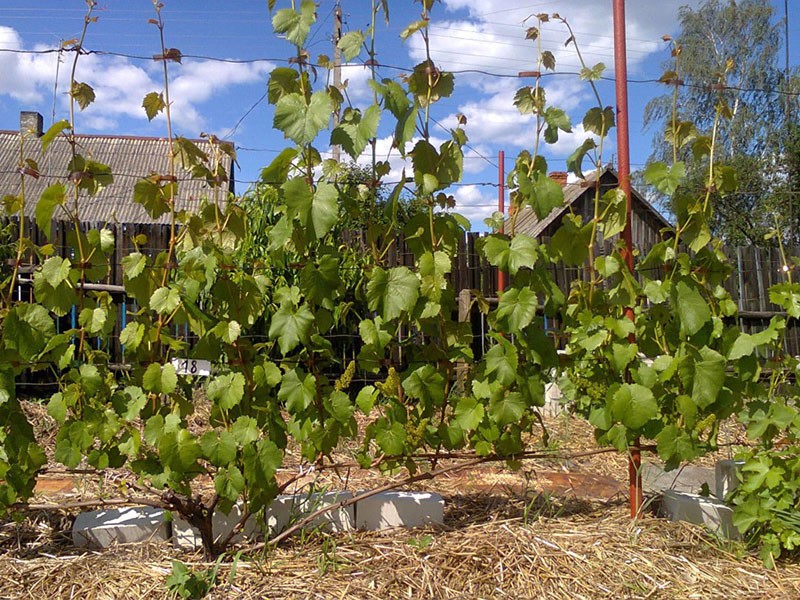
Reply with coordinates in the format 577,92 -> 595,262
644,0 -> 800,245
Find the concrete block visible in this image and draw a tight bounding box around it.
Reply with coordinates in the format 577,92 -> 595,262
715,459 -> 744,500
642,462 -> 715,495
267,491 -> 354,535
355,491 -> 444,530
172,504 -> 260,550
660,490 -> 740,539
73,507 -> 168,548
541,382 -> 564,418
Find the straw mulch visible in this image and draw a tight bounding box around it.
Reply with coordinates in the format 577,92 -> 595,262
2,493 -> 800,600
3,407 -> 795,599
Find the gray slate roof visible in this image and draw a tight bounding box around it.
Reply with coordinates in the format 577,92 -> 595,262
509,166 -> 671,237
0,130 -> 233,225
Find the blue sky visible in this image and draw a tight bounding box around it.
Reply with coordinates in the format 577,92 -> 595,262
0,0 -> 797,228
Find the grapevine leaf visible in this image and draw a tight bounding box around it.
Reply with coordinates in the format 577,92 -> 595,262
692,346 -> 726,408
207,373 -> 246,410
269,301 -> 314,355
610,383 -> 658,429
142,363 -> 178,395
142,91 -> 166,121
274,91 -> 333,145
36,183 -> 66,236
675,281 -> 711,336
337,30 -> 364,61
278,369 -> 316,413
489,392 -> 526,427
200,430 -> 238,467
272,0 -> 316,47
375,421 -> 406,455
366,267 -> 420,321
70,81 -> 95,110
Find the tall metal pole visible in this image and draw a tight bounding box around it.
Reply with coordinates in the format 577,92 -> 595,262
613,0 -> 642,518
498,150 -> 506,294
332,4 -> 343,163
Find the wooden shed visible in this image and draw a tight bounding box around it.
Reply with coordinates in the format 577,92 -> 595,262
0,111 -> 235,286
510,166 -> 671,254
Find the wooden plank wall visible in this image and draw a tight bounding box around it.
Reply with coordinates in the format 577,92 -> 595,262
9,220 -> 800,363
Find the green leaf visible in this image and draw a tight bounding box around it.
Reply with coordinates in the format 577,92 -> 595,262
728,333 -> 755,360
599,188 -> 626,239
3,304 -> 55,361
70,81 -> 95,110
36,183 -> 65,236
484,340 -> 518,386
269,300 -> 314,355
583,106 -> 615,136
366,267 -> 420,321
376,421 -> 406,455
40,256 -> 71,288
529,171 -> 564,219
78,307 -> 107,334
495,287 -> 538,333
675,281 -> 711,336
543,106 -> 572,143
273,91 -> 333,145
692,346 -> 726,409
142,363 -> 178,395
407,60 -> 454,107
418,251 -> 450,302
337,30 -> 365,61
207,373 -> 246,410
610,383 -> 658,429
40,119 -> 70,152
356,386 -> 378,414
272,0 -> 316,47
231,416 -> 259,446
566,138 -> 597,179
644,161 -> 685,196
454,397 -> 484,431
159,428 -> 201,472
330,105 -> 381,159
490,392 -> 526,427
310,182 -> 338,238
142,91 -> 166,121
769,283 -> 800,319
215,466 -> 245,503
200,430 -> 237,467
327,390 -> 354,423
150,286 -> 181,315
402,364 -> 445,407
278,369 -> 316,413
213,320 -> 241,345
133,178 -> 170,220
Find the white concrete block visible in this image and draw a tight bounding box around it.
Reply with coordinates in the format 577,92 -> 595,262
660,490 -> 740,539
73,507 -> 168,548
172,504 -> 259,550
267,491 -> 354,534
715,459 -> 744,500
355,491 -> 444,530
540,382 -> 564,417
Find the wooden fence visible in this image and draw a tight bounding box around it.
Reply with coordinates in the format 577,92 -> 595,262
10,223 -> 800,364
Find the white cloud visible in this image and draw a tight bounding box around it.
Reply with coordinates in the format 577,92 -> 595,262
0,26 -> 273,134
448,184 -> 496,227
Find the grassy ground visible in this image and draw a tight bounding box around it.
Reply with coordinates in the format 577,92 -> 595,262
1,404 -> 797,599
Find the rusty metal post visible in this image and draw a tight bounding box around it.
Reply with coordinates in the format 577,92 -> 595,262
498,150 -> 506,294
613,0 -> 642,518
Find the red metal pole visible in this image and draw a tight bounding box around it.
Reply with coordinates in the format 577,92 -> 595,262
498,150 -> 506,293
613,0 -> 642,518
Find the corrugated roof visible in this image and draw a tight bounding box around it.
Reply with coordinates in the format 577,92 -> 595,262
0,130 -> 233,225
507,166 -> 671,237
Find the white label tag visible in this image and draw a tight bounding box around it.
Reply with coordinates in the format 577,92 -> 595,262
171,358 -> 212,377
